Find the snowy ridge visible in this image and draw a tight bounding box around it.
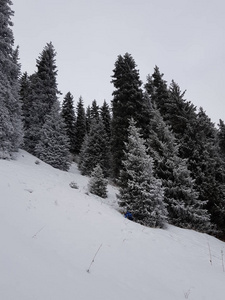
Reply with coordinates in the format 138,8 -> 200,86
0,150 -> 224,300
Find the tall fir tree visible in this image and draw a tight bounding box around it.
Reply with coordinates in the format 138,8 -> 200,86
100,100 -> 111,140
61,92 -> 76,154
85,105 -> 91,134
23,42 -> 58,154
118,119 -> 168,228
35,101 -> 71,171
0,0 -> 23,158
74,96 -> 86,155
145,66 -> 169,117
145,101 -> 211,232
90,99 -> 100,122
111,53 -> 149,179
217,119 -> 225,159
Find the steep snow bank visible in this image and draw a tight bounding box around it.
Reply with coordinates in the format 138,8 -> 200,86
0,150 -> 224,300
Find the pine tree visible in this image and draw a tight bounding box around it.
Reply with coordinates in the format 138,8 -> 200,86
86,105 -> 91,134
74,97 -> 86,155
20,72 -> 31,130
111,53 -> 149,179
23,42 -> 59,154
0,1 -> 23,158
145,100 -> 211,232
145,66 -> 169,116
218,119 -> 225,159
90,99 -> 100,122
78,119 -> 111,177
61,92 -> 76,154
186,108 -> 225,236
88,164 -> 108,198
35,101 -> 71,171
100,100 -> 111,140
118,119 -> 168,228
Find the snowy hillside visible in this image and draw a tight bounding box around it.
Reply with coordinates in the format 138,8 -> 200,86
0,150 -> 225,300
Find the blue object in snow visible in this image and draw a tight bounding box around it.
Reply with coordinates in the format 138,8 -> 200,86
125,211 -> 133,220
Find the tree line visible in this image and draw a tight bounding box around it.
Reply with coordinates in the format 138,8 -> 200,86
1,1 -> 225,239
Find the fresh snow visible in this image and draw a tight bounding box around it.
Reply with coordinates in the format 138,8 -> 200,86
0,149 -> 224,300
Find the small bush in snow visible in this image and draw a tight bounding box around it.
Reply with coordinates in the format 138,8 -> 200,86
69,181 -> 79,189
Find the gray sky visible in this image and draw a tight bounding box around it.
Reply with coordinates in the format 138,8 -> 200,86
13,0 -> 225,124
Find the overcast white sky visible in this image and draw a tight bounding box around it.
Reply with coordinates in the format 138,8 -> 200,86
13,0 -> 225,124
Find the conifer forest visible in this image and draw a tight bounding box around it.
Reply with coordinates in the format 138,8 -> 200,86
1,1 -> 225,240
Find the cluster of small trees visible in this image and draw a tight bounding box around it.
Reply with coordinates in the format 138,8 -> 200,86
1,1 -> 225,239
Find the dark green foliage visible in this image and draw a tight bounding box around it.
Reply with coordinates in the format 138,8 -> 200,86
100,100 -> 111,140
86,105 -> 91,134
118,119 -> 168,228
145,66 -> 169,116
111,53 -> 149,179
218,119 -> 225,159
88,164 -> 108,198
185,109 -> 225,236
78,119 -> 111,177
90,99 -> 100,122
35,101 -> 71,171
146,102 -> 211,232
0,1 -> 23,158
74,97 -> 86,155
61,92 -> 76,154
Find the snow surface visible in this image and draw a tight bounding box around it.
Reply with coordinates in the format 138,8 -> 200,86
0,149 -> 225,300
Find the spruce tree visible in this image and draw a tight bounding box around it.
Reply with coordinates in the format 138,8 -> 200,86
0,0 -> 23,158
78,119 -> 111,177
35,101 -> 71,171
88,164 -> 108,198
23,42 -> 58,154
100,100 -> 111,140
61,92 -> 76,154
90,99 -> 100,122
145,66 -> 169,117
111,53 -> 149,179
86,105 -> 91,134
74,97 -> 86,155
118,119 -> 168,228
145,99 -> 211,232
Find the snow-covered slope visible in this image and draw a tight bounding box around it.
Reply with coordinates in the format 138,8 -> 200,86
0,150 -> 224,300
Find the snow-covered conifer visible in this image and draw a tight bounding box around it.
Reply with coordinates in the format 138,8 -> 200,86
0,1 -> 23,158
35,101 -> 71,171
118,118 -> 168,228
88,164 -> 108,198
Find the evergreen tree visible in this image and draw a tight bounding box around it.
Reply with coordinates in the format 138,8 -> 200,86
100,100 -> 111,140
218,119 -> 225,159
74,97 -> 86,155
35,101 -> 71,171
145,98 -> 211,232
145,66 -> 169,116
23,42 -> 58,154
86,105 -> 91,134
186,108 -> 225,236
20,72 -> 31,131
61,92 -> 76,154
111,53 -> 149,179
88,164 -> 108,198
118,119 -> 168,228
78,119 -> 111,177
0,0 -> 23,158
90,99 -> 100,122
